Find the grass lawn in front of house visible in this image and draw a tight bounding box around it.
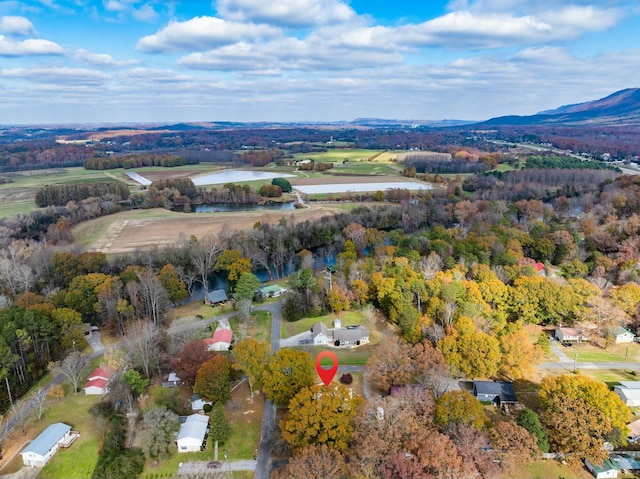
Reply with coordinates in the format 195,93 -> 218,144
281,311 -> 366,338
572,342 -> 640,362
503,459 -> 591,479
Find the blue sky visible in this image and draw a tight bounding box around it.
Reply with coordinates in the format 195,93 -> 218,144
0,0 -> 638,124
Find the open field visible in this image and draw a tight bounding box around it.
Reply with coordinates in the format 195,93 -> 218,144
73,203 -> 360,255
569,342 -> 640,362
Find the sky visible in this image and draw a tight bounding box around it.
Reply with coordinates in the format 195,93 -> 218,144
0,0 -> 639,125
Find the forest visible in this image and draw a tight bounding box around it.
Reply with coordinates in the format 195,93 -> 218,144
2,129 -> 640,477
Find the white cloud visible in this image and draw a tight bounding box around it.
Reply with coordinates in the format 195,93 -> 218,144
120,67 -> 192,83
132,3 -> 157,22
177,37 -> 403,72
0,16 -> 36,35
1,66 -> 109,85
216,0 -> 355,27
0,35 -> 63,56
395,6 -> 622,50
137,16 -> 281,53
74,48 -> 139,67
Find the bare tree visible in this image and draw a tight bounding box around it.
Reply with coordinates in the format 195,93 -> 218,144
236,299 -> 253,325
48,351 -> 86,393
30,388 -> 48,421
123,321 -> 161,379
136,269 -> 168,327
10,399 -> 32,434
190,235 -> 222,297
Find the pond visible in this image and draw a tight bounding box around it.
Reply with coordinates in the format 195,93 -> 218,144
192,170 -> 295,186
189,202 -> 296,213
293,181 -> 432,194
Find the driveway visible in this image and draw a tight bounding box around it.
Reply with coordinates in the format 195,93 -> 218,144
176,459 -> 257,475
280,331 -> 312,347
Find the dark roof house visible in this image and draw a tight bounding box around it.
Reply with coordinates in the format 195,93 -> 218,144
207,289 -> 228,305
473,380 -> 517,404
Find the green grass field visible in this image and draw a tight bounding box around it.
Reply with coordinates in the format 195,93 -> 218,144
34,389 -> 103,479
292,149 -> 387,163
281,311 -> 366,338
572,342 -> 640,362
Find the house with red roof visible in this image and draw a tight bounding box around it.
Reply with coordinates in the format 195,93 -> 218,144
83,365 -> 115,395
204,318 -> 233,351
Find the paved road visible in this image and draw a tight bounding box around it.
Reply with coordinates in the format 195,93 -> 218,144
176,459 -> 257,475
254,301 -> 282,479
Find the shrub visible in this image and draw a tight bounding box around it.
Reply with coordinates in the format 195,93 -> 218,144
340,373 -> 353,385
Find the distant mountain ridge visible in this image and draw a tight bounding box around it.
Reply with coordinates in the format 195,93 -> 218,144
478,88 -> 640,127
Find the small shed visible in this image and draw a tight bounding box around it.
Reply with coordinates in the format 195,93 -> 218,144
191,394 -> 212,412
612,326 -> 635,344
177,414 -> 209,453
207,289 -> 228,306
585,459 -> 618,479
21,423 -> 72,467
473,381 -> 518,405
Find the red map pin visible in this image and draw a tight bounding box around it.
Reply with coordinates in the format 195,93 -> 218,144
315,351 -> 339,386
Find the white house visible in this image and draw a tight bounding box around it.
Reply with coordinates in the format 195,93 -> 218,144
614,382 -> 640,406
585,459 -> 618,479
555,327 -> 589,343
311,321 -> 369,347
312,322 -> 332,345
177,414 -> 209,453
83,366 -> 115,395
21,423 -> 73,467
612,326 -> 635,344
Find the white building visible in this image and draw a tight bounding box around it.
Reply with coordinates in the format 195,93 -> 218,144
21,423 -> 73,467
177,414 -> 209,453
614,382 -> 640,406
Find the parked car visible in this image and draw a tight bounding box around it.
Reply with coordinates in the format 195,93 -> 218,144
207,461 -> 222,469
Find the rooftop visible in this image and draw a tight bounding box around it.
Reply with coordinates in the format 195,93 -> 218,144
21,423 -> 71,457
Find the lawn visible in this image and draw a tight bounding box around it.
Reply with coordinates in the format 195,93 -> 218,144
166,300 -> 233,322
503,459 -> 591,479
580,369 -> 639,385
31,388 -> 102,479
281,311 -> 367,338
292,149 -> 386,163
329,162 -> 401,176
572,342 -> 640,362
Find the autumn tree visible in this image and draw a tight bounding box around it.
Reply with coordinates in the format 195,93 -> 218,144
498,322 -> 544,379
215,249 -> 252,289
139,406 -> 180,458
281,384 -> 362,451
262,349 -> 315,407
122,369 -> 149,397
364,337 -> 414,393
435,390 -> 488,430
231,338 -> 269,397
540,374 -> 630,462
172,339 -> 215,387
158,264 -> 188,306
490,420 -> 539,466
194,355 -> 231,404
438,316 -> 501,378
124,321 -> 162,379
277,444 -> 348,479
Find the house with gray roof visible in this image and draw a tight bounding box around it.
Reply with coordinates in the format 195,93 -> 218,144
473,380 -> 518,405
21,422 -> 75,467
614,382 -> 640,406
312,322 -> 331,345
311,321 -> 369,347
177,414 -> 209,453
206,289 -> 228,306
